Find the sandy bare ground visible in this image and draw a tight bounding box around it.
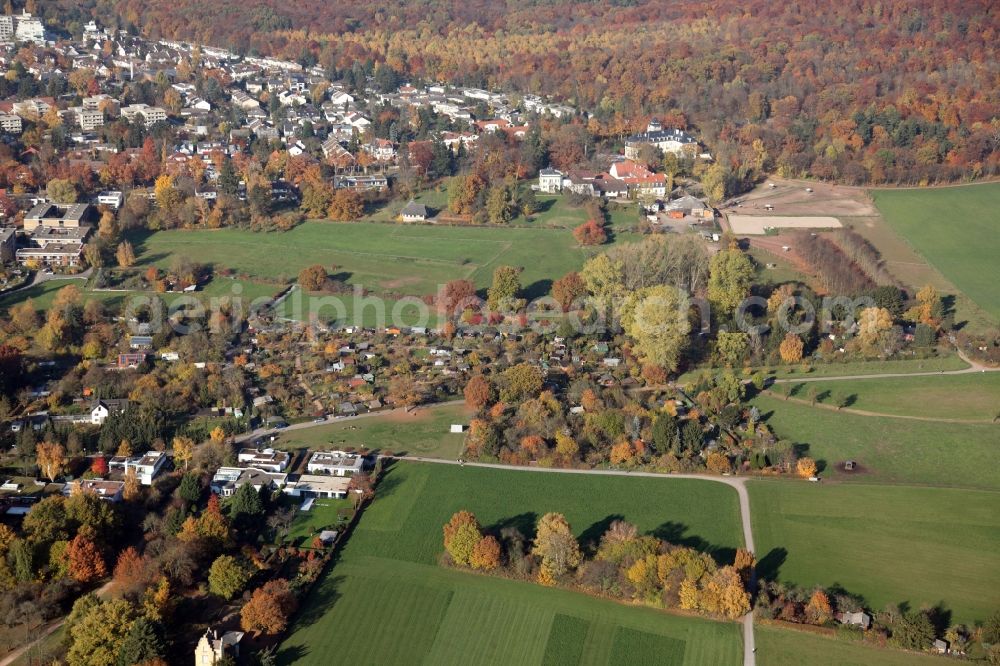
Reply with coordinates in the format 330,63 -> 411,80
725,177 -> 879,217
728,214 -> 842,235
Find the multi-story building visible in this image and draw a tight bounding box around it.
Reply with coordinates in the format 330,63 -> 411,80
23,202 -> 90,230
0,227 -> 15,263
0,113 -> 23,133
623,119 -> 698,160
0,16 -> 13,42
121,103 -> 167,127
13,12 -> 45,44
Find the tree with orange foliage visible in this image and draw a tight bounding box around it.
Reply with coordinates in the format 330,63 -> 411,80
240,579 -> 297,636
66,534 -> 107,583
470,535 -> 502,571
705,452 -> 731,474
573,219 -> 607,246
805,589 -> 833,625
463,375 -> 492,410
551,271 -> 586,312
609,440 -> 635,465
113,546 -> 151,594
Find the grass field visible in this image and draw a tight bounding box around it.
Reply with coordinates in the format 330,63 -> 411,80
749,481 -> 1000,625
751,394 -> 998,489
272,403 -> 471,458
277,462 -> 745,665
781,372 -> 1000,420
871,183 -> 1000,325
131,220 -> 640,301
755,625 -> 948,666
679,355 -> 968,385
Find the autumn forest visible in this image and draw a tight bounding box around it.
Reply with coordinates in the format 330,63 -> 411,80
44,0 -> 1000,186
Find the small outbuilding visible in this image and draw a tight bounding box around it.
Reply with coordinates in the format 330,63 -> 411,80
400,200 -> 428,222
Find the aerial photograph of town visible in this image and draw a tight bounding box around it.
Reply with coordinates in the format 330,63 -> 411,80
0,1 -> 996,664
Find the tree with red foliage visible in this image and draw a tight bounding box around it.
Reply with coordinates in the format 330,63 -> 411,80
573,220 -> 607,246
90,455 -> 109,476
438,279 -> 478,317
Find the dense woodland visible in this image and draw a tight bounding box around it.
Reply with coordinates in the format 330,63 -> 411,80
43,0 -> 1000,185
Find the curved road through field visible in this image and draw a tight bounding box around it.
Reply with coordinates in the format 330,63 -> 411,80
395,456 -> 758,666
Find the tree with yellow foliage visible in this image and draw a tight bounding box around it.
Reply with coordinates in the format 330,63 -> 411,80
123,466 -> 140,502
779,332 -> 804,363
36,442 -> 66,482
172,436 -> 194,471
796,457 -> 817,478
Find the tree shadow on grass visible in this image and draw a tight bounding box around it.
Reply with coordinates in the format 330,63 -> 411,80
291,575 -> 346,629
652,521 -> 735,565
756,547 -> 788,581
486,512 -> 538,541
523,278 -> 553,301
276,644 -> 308,665
579,514 -> 624,555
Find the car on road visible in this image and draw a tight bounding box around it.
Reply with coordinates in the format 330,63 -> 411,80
313,416 -> 326,423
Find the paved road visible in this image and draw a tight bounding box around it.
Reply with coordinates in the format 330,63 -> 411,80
1,267 -> 93,298
394,457 -> 758,666
233,398 -> 466,444
0,578 -> 112,666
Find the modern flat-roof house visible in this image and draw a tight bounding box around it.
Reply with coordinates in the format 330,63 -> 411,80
237,448 -> 290,473
65,479 -> 125,502
306,450 -> 365,477
283,474 -> 352,499
210,466 -> 287,497
23,202 -> 90,230
125,451 -> 167,485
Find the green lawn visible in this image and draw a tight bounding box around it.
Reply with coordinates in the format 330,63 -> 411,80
131,220 -> 640,301
756,625 -> 948,666
281,496 -> 354,547
761,355 -> 969,379
749,481 -> 1000,625
277,462 -> 745,665
871,183 -> 1000,324
679,355 -> 968,385
751,394 -> 998,489
0,274 -> 281,316
273,403 -> 472,458
782,372 -> 1000,420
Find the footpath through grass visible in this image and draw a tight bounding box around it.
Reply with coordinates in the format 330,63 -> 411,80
749,481 -> 1000,625
277,462 -> 745,665
872,183 -> 1000,324
751,394 -> 998,489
